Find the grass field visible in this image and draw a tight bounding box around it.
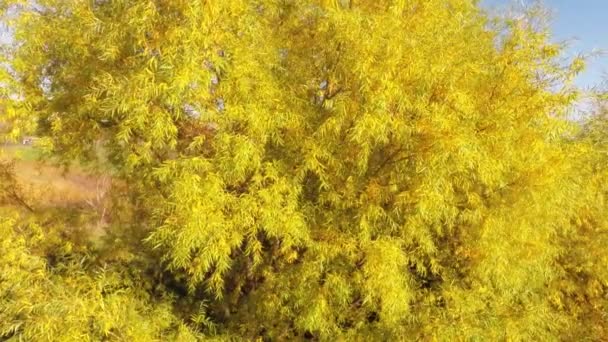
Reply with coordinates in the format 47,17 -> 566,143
1,144 -> 105,207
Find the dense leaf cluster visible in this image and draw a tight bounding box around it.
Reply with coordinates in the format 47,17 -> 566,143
0,0 -> 606,340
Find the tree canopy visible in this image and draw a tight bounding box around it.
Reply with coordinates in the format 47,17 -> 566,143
0,0 -> 606,340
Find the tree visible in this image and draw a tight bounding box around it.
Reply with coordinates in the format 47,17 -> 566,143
0,213 -> 208,341
553,91 -> 608,340
1,0 -> 605,340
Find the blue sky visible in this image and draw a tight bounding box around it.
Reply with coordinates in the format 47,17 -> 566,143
483,0 -> 608,90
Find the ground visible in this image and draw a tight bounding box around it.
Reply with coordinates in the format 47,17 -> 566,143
0,144 -> 107,207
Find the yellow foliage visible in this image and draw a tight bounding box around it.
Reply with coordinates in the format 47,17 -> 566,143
0,0 -> 606,340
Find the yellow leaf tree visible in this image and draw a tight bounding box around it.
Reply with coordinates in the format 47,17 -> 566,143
1,0 -> 605,340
